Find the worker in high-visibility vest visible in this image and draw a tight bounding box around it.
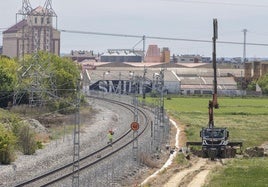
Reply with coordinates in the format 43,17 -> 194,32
107,130 -> 114,144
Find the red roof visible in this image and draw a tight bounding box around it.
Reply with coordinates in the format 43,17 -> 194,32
3,19 -> 27,34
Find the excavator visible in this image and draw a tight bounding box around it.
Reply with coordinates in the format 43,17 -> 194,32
186,19 -> 242,160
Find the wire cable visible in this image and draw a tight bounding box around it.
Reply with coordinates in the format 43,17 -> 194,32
161,0 -> 268,8
60,29 -> 268,47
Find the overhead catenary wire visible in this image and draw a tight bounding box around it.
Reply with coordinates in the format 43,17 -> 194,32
1,28 -> 268,47
161,0 -> 268,8
59,29 -> 268,47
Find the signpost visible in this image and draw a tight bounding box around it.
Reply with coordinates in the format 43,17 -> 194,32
131,122 -> 139,131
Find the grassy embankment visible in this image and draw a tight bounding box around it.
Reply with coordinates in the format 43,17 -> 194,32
147,96 -> 268,187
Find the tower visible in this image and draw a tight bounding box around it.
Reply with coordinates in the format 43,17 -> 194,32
12,0 -> 59,106
16,0 -> 59,57
2,0 -> 60,58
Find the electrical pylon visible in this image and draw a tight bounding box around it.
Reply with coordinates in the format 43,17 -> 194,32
14,0 -> 58,106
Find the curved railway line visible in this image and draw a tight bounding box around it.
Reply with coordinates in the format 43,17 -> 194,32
14,95 -> 152,187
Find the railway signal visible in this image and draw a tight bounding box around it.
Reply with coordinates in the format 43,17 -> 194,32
131,122 -> 139,131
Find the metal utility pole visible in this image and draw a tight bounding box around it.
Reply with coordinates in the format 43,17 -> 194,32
242,29 -> 248,65
142,35 -> 146,62
142,66 -> 147,100
132,76 -> 139,161
152,69 -> 165,153
118,72 -> 122,98
159,68 -> 166,148
72,80 -> 81,187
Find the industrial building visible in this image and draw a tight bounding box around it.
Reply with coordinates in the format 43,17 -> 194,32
245,61 -> 268,80
144,45 -> 170,63
66,50 -> 97,62
83,62 -> 242,96
175,54 -> 203,63
100,49 -> 142,63
2,2 -> 60,58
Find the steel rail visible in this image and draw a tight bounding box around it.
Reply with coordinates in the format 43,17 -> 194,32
15,95 -> 150,187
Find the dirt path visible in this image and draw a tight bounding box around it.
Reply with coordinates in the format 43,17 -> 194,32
163,158 -> 208,187
187,169 -> 210,187
140,118 -> 219,187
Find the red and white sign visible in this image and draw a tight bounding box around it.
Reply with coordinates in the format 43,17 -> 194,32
131,122 -> 139,131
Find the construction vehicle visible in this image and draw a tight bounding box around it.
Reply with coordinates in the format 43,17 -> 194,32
186,19 -> 242,160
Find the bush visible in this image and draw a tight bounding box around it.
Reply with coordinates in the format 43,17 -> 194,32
0,124 -> 16,164
47,100 -> 59,112
58,100 -> 76,114
175,153 -> 189,165
17,123 -> 37,155
36,141 -> 43,149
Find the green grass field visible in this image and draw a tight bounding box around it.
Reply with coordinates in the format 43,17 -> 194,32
205,157 -> 268,187
146,96 -> 268,186
164,97 -> 268,148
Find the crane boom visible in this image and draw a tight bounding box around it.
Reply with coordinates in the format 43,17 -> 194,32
186,19 -> 243,160
208,18 -> 219,128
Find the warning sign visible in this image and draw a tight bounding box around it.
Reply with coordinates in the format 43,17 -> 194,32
131,122 -> 139,131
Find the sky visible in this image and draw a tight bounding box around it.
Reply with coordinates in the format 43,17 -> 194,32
1,0 -> 268,57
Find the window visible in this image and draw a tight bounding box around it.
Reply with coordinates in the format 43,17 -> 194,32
41,17 -> 44,24
47,18 -> 50,24
35,17 -> 37,24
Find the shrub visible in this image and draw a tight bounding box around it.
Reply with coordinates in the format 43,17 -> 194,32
175,153 -> 189,165
17,123 -> 37,155
36,141 -> 43,149
58,100 -> 76,114
0,124 -> 16,164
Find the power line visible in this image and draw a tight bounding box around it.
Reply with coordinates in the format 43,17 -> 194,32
161,0 -> 268,8
60,29 -> 141,38
60,29 -> 268,47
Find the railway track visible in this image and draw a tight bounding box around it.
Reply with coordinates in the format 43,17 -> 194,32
14,95 -> 151,187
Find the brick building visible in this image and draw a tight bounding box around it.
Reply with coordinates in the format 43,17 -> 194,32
2,6 -> 60,58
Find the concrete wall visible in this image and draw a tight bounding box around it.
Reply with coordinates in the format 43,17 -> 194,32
244,62 -> 252,80
261,63 -> 268,76
253,61 -> 261,79
3,33 -> 17,58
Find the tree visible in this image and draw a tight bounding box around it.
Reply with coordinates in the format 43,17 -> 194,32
15,52 -> 81,109
257,74 -> 268,94
48,54 -> 81,97
0,56 -> 18,108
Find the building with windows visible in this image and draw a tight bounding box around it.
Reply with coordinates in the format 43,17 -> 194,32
176,54 -> 202,63
2,6 -> 60,58
100,49 -> 142,63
